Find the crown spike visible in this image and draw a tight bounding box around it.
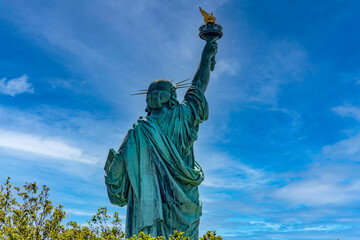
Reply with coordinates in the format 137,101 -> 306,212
176,86 -> 191,89
131,92 -> 147,96
175,84 -> 191,88
175,78 -> 191,85
176,83 -> 191,86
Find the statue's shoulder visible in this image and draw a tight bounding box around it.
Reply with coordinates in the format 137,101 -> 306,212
123,117 -> 147,137
137,115 -> 151,124
120,116 -> 151,149
132,115 -> 156,129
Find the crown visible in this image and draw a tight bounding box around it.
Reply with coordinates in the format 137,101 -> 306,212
131,78 -> 191,96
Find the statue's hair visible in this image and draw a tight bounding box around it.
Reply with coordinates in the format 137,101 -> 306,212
146,84 -> 179,114
134,78 -> 190,115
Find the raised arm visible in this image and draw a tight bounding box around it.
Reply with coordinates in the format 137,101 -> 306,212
191,41 -> 218,93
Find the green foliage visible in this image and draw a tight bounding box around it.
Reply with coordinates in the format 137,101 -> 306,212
200,230 -> 222,240
126,230 -> 192,240
86,207 -> 125,239
0,177 -> 222,239
0,176 -> 66,239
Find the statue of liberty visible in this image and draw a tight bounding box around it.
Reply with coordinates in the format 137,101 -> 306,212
104,7 -> 221,240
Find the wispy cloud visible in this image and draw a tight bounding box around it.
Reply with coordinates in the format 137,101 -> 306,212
322,104 -> 360,161
225,219 -> 346,233
322,134 -> 360,161
0,130 -> 95,164
65,209 -> 97,217
64,208 -> 126,220
198,150 -> 268,190
0,75 -> 34,96
211,58 -> 239,81
332,104 -> 360,121
273,162 -> 360,206
275,178 -> 360,206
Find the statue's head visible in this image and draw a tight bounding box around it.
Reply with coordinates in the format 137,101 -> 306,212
145,79 -> 179,113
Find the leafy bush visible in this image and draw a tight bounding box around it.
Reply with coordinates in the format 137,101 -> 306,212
0,177 -> 221,240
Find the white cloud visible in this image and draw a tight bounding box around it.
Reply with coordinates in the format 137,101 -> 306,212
211,58 -> 239,81
300,225 -> 349,231
247,220 -> 282,231
0,130 -> 96,164
65,209 -> 94,217
322,134 -> 360,161
274,175 -> 360,206
320,105 -> 360,161
332,104 -> 360,121
198,151 -> 268,190
65,208 -> 100,217
0,104 -> 126,154
0,75 -> 34,96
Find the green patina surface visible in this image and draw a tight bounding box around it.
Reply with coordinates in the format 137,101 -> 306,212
104,36 -> 218,240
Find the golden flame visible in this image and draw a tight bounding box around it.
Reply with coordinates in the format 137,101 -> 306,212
199,7 -> 216,24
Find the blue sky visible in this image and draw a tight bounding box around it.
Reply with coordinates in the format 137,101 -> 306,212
1,0 -> 360,239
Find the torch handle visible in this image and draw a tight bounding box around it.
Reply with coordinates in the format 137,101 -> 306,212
207,37 -> 218,71
210,55 -> 216,71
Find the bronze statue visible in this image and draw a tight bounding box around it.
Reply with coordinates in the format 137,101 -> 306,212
104,8 -> 222,240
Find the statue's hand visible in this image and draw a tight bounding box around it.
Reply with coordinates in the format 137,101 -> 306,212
202,41 -> 218,59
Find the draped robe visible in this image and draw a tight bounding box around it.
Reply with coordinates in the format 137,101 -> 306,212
104,87 -> 208,239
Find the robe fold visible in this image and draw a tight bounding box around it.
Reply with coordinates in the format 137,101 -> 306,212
104,87 -> 208,239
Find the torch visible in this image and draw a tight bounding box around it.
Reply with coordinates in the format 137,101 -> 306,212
199,7 -> 223,71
